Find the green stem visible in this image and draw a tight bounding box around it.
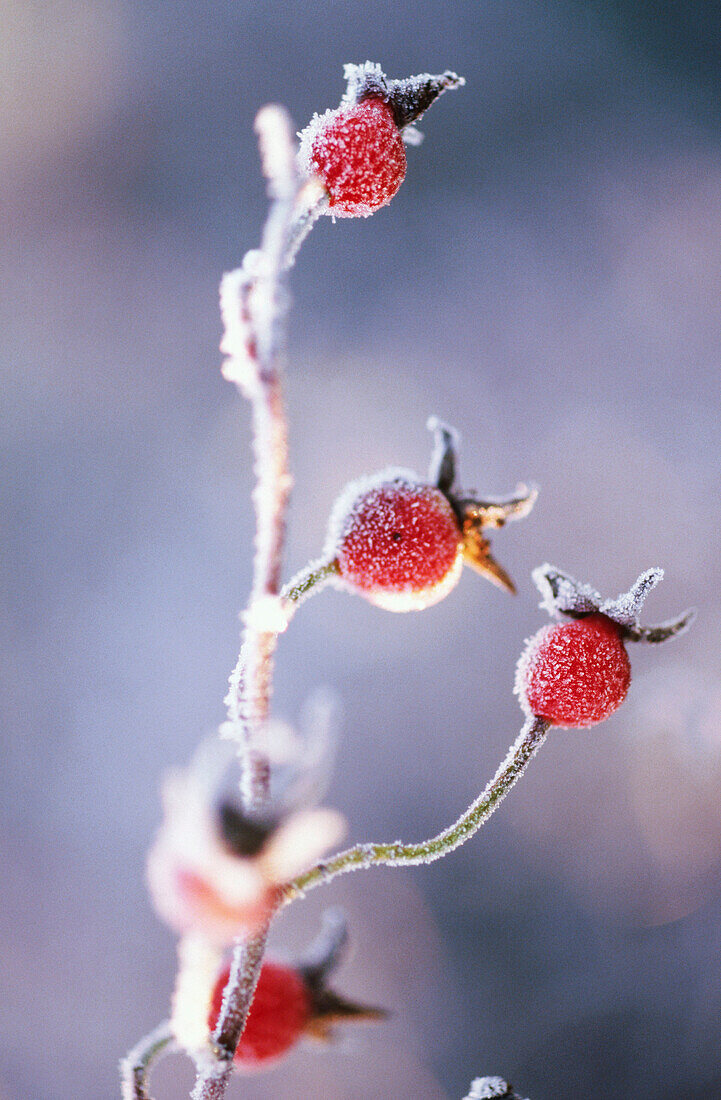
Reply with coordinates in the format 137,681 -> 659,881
282,557 -> 340,609
284,715 -> 549,899
120,1021 -> 175,1100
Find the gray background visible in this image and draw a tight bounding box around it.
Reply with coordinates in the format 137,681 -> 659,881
2,2 -> 721,1097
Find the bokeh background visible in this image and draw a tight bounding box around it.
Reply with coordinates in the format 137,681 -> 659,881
3,2 -> 721,1097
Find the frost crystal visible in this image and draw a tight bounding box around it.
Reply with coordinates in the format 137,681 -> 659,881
243,594 -> 291,635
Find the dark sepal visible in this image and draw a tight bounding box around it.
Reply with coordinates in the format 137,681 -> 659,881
296,908 -> 388,1042
216,800 -> 276,858
304,987 -> 389,1043
298,908 -> 349,990
531,563 -> 696,643
465,1078 -> 528,1100
342,62 -> 465,130
427,415 -> 459,493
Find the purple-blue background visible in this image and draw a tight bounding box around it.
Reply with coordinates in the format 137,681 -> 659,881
3,3 -> 721,1097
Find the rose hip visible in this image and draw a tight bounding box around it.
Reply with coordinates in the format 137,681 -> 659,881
516,613 -> 631,728
326,470 -> 463,612
306,98 -> 407,217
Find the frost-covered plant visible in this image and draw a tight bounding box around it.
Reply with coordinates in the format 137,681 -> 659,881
120,63 -> 694,1100
464,1078 -> 528,1100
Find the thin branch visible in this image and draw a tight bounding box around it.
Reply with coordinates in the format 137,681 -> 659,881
282,557 -> 340,607
120,1021 -> 175,1100
220,106 -> 315,814
191,926 -> 270,1100
284,716 -> 549,899
191,107 -> 321,1100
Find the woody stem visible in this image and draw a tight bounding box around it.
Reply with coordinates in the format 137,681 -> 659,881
190,925 -> 271,1100
193,109 -> 320,1100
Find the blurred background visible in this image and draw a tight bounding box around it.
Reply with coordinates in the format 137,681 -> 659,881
2,2 -> 721,1097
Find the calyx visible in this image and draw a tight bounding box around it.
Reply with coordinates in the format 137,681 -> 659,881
427,416 -> 537,594
531,563 -> 696,643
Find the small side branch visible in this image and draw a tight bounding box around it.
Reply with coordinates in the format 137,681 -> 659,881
284,716 -> 549,899
282,557 -> 340,607
120,1021 -> 175,1100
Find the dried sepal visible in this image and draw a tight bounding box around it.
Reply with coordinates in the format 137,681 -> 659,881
342,61 -> 466,130
299,908 -> 387,1042
532,563 -> 602,619
297,907 -> 349,989
425,418 -> 537,594
304,987 -> 388,1042
427,415 -> 459,494
461,521 -> 517,594
459,485 -> 538,529
532,563 -> 696,643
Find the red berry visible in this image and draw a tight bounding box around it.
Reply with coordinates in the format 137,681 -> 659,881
303,98 -> 406,217
209,960 -> 311,1069
326,470 -> 463,611
515,613 -> 631,728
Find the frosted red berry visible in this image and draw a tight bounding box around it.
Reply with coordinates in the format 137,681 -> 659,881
305,98 -> 406,217
326,470 -> 463,612
516,613 -> 631,728
209,960 -> 311,1069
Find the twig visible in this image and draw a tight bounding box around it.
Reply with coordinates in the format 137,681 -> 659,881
222,105 -> 303,809
192,107 -> 324,1100
120,1021 -> 175,1100
191,926 -> 270,1100
284,716 -> 549,898
221,107 -> 324,813
192,718 -> 548,1098
282,557 -> 340,607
